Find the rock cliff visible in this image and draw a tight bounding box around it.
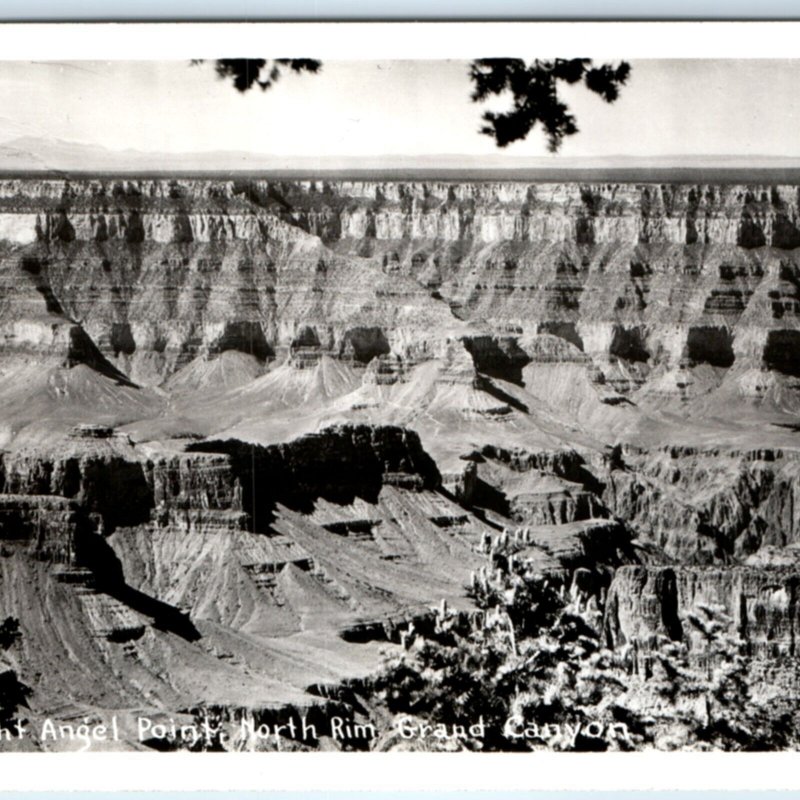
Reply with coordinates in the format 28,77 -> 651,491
604,564 -> 800,659
0,178 -> 798,396
0,419 -> 489,741
1,176 -> 800,747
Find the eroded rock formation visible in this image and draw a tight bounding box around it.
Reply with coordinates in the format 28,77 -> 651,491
605,564 -> 800,658
0,176 -> 799,748
0,179 -> 797,392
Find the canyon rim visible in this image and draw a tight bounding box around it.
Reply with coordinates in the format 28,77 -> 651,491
2,54 -> 800,753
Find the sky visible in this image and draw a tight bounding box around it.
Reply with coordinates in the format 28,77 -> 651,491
1,59 -> 799,161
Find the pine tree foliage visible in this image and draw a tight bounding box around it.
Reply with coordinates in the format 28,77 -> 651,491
370,538 -> 799,750
469,58 -> 631,151
200,57 -> 631,151
198,59 -> 322,93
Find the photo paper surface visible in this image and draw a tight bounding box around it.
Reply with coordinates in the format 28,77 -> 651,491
0,23 -> 799,758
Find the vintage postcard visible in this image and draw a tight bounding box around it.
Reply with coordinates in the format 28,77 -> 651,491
0,20 -> 799,774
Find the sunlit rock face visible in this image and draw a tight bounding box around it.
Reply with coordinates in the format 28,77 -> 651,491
605,564 -> 800,658
1,176 -> 800,746
602,445 -> 800,563
283,181 -> 800,384
0,178 -> 798,389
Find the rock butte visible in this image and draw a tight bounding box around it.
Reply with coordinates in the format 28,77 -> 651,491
1,177 -> 800,748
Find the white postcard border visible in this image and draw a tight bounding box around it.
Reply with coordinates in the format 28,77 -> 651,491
0,19 -> 798,789
0,20 -> 793,60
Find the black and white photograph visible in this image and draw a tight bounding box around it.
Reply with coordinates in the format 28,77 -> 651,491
2,24 -> 800,754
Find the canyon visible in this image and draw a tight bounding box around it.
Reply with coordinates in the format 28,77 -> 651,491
1,176 -> 800,749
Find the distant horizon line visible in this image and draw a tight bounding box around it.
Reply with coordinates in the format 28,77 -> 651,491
4,135 -> 800,166
6,167 -> 800,186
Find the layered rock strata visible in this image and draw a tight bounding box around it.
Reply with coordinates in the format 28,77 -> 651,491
0,176 -> 799,744
0,179 -> 798,391
605,564 -> 800,659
